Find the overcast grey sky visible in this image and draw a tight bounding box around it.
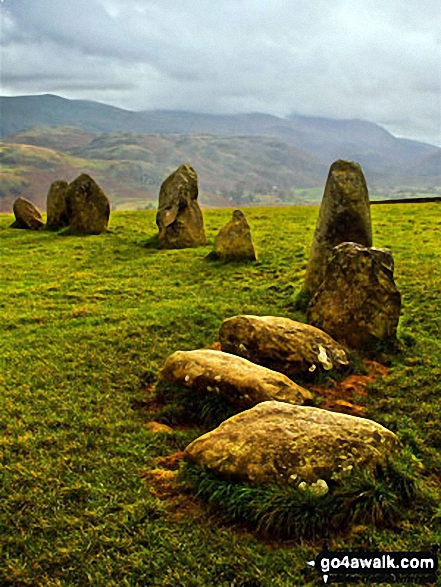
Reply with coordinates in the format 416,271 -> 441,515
1,0 -> 440,145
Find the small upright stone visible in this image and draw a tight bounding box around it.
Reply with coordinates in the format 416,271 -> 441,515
65,174 -> 110,234
307,242 -> 402,349
211,210 -> 256,261
46,180 -> 69,230
303,160 -> 372,298
11,197 -> 44,230
156,164 -> 206,249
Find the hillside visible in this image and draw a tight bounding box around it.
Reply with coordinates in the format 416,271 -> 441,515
1,205 -> 440,586
1,94 -> 439,172
1,128 -> 329,212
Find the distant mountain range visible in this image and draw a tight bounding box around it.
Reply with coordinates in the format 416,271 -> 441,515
0,94 -> 440,211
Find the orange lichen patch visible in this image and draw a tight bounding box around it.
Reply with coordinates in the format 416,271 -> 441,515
142,468 -> 180,498
145,421 -> 174,434
311,360 -> 388,417
205,341 -> 222,351
142,465 -> 205,520
155,451 -> 185,471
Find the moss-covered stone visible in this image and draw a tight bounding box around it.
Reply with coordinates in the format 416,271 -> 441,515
219,315 -> 349,379
211,210 -> 256,261
159,349 -> 312,410
46,180 -> 69,231
307,242 -> 402,349
184,401 -> 399,486
156,164 -> 206,249
65,174 -> 110,235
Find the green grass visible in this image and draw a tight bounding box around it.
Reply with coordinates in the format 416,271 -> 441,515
1,204 -> 441,586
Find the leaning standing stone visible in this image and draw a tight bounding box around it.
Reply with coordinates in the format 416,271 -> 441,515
46,180 -> 69,230
211,210 -> 256,260
156,164 -> 206,249
184,401 -> 399,486
65,174 -> 110,234
159,349 -> 312,409
11,197 -> 44,230
303,160 -> 372,298
219,315 -> 349,378
307,242 -> 402,349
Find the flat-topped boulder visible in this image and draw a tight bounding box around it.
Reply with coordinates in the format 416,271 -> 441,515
307,242 -> 402,349
210,210 -> 256,261
219,315 -> 349,378
156,164 -> 206,249
65,174 -> 110,234
46,180 -> 69,230
11,198 -> 44,230
159,349 -> 312,409
184,401 -> 399,486
303,160 -> 372,298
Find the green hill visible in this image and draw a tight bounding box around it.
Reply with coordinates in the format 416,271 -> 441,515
0,205 -> 440,586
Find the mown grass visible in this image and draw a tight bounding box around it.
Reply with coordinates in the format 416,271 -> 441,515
1,204 -> 441,586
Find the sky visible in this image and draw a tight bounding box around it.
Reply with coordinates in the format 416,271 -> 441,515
1,0 -> 440,145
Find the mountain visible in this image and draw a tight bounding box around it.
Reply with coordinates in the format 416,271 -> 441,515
1,94 -> 438,173
1,95 -> 439,212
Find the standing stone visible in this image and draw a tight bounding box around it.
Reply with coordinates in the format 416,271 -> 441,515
156,164 -> 206,249
303,160 -> 372,298
219,315 -> 349,378
46,180 -> 69,230
65,174 -> 110,234
210,210 -> 257,261
11,198 -> 44,230
307,242 -> 402,349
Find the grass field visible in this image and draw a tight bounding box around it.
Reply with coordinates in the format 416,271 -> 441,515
1,204 -> 441,586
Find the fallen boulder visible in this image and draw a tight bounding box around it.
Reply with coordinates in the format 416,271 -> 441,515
11,197 -> 44,230
159,349 -> 312,409
219,315 -> 349,378
184,400 -> 399,486
303,160 -> 372,298
156,164 -> 206,249
307,242 -> 402,349
210,210 -> 256,261
65,174 -> 110,234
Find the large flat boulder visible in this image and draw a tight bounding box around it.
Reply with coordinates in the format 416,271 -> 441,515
211,210 -> 256,261
46,180 -> 69,230
184,401 -> 399,486
303,160 -> 372,298
11,197 -> 44,230
219,315 -> 349,378
307,242 -> 402,349
156,164 -> 206,249
159,349 -> 312,409
65,174 -> 110,234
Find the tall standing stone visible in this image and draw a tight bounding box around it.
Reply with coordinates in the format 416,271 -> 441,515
210,210 -> 257,261
302,160 -> 372,298
11,197 -> 44,230
65,174 -> 110,235
46,180 -> 69,230
156,164 -> 206,249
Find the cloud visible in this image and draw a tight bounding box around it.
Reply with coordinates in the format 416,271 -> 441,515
1,0 -> 440,144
